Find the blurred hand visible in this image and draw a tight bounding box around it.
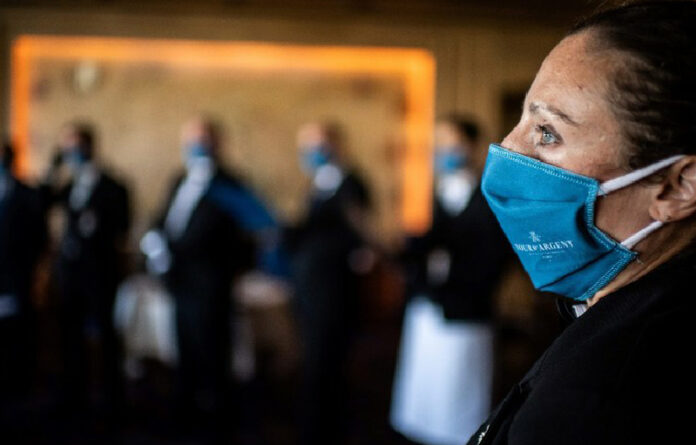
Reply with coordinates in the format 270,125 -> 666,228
140,230 -> 172,275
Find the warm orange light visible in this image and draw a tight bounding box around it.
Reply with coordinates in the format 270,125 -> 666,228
10,35 -> 435,233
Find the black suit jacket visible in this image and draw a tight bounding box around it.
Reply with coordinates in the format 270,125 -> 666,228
157,169 -> 254,301
286,171 -> 370,251
403,185 -> 511,321
48,171 -> 130,309
0,176 -> 46,312
285,170 -> 370,325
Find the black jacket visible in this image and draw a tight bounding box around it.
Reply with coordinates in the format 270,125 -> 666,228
0,176 -> 46,313
48,171 -> 130,307
158,169 -> 254,301
468,250 -> 696,445
285,170 -> 370,324
403,186 -> 511,321
0,176 -> 46,399
285,171 -> 370,252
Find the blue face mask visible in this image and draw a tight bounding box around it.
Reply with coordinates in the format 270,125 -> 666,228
183,142 -> 215,175
65,148 -> 87,170
301,145 -> 331,173
184,142 -> 211,161
481,143 -> 684,301
434,150 -> 467,174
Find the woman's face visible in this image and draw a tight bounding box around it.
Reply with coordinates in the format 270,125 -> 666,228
501,31 -> 658,244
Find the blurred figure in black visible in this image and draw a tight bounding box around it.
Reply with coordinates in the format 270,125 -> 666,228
141,116 -> 254,438
286,121 -> 371,445
390,115 -> 510,445
42,122 -> 130,418
0,141 -> 46,425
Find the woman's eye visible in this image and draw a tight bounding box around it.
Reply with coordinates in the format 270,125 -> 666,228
537,125 -> 559,145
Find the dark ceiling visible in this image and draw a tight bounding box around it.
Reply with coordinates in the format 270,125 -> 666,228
0,0 -> 612,27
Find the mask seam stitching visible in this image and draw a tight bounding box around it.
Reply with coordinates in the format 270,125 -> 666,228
579,251 -> 635,300
584,186 -> 615,250
490,145 -> 596,188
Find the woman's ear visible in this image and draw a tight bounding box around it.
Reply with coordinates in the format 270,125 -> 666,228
650,156 -> 696,222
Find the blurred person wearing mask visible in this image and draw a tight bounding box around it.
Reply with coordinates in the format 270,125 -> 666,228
141,116 -> 254,436
0,141 -> 47,425
390,116 -> 511,445
469,2 -> 696,444
285,121 -> 371,445
42,122 -> 130,417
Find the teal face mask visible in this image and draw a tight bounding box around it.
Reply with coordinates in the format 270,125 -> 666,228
481,143 -> 684,301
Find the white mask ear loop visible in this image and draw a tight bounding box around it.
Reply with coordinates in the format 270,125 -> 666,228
620,220 -> 664,249
598,155 -> 685,196
598,155 -> 685,249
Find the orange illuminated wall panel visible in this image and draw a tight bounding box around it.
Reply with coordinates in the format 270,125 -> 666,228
10,35 -> 435,233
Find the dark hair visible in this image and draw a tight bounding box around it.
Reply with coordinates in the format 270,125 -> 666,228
321,121 -> 346,150
69,121 -> 96,159
1,141 -> 14,167
440,113 -> 480,145
201,117 -> 223,152
570,1 -> 696,170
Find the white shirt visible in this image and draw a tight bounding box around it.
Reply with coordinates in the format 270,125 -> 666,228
313,163 -> 345,197
69,163 -> 100,211
435,168 -> 478,216
164,159 -> 214,240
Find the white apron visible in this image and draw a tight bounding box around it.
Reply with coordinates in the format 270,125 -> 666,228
390,297 -> 494,445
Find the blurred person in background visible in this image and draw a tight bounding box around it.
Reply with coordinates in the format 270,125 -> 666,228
390,115 -> 511,445
0,141 -> 47,427
285,121 -> 372,445
42,122 -> 131,419
141,116 -> 255,439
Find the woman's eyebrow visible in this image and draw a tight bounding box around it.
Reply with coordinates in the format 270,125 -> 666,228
529,102 -> 579,127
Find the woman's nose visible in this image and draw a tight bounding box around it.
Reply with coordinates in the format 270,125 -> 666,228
500,132 -> 516,150
501,123 -> 534,157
